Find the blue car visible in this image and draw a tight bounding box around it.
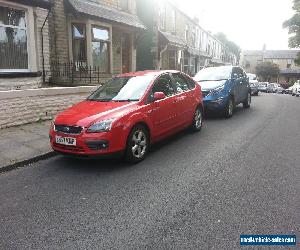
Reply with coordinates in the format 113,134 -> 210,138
194,66 -> 251,118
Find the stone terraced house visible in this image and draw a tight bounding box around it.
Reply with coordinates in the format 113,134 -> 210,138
49,0 -> 146,85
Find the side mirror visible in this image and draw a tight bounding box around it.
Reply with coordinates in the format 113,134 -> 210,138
153,92 -> 166,101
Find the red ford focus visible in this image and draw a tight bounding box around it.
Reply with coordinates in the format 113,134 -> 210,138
49,70 -> 203,163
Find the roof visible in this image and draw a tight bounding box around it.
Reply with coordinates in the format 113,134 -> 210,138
66,0 -> 146,30
243,50 -> 300,59
10,0 -> 51,9
159,31 -> 187,47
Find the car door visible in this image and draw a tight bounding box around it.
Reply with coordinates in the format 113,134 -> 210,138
147,74 -> 178,138
232,67 -> 244,103
171,73 -> 193,126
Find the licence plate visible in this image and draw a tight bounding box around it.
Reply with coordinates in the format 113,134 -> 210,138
55,136 -> 76,146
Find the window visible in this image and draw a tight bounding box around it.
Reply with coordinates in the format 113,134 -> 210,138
168,50 -> 177,70
151,74 -> 174,97
0,5 -> 28,70
159,3 -> 166,30
120,0 -> 129,11
92,26 -> 110,73
172,73 -> 189,93
72,23 -> 86,65
171,9 -> 176,32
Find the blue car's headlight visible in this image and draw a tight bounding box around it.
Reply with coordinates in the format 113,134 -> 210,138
87,118 -> 116,133
209,85 -> 225,96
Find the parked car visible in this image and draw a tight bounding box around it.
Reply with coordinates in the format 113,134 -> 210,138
247,73 -> 259,96
194,66 -> 251,118
276,86 -> 284,94
50,70 -> 203,163
292,81 -> 300,96
266,83 -> 277,93
285,86 -> 293,95
258,82 -> 269,92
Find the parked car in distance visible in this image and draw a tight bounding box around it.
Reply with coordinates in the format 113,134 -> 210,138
50,70 -> 203,163
247,73 -> 259,96
285,86 -> 293,95
194,66 -> 251,118
276,86 -> 284,94
292,80 -> 300,96
258,82 -> 269,92
266,83 -> 277,93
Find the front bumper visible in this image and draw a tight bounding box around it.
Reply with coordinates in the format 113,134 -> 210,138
203,95 -> 229,112
49,127 -> 126,157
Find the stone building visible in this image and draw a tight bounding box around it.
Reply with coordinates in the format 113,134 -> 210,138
241,49 -> 300,84
136,0 -> 237,76
48,0 -> 145,85
0,0 -> 51,90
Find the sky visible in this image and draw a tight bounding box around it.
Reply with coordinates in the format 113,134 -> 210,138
173,0 -> 295,50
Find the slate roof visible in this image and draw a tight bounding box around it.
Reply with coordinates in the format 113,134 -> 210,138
243,50 -> 300,59
66,0 -> 146,30
159,31 -> 187,47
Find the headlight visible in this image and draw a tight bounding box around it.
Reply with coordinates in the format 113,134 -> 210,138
209,85 -> 225,96
87,118 -> 116,133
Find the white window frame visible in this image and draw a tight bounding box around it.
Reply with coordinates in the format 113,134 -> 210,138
68,18 -> 113,74
0,0 -> 37,73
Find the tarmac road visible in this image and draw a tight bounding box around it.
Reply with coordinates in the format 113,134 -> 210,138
0,93 -> 299,249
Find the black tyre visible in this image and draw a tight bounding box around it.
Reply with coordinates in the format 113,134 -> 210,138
125,125 -> 149,163
224,96 -> 234,118
243,92 -> 251,109
191,107 -> 203,132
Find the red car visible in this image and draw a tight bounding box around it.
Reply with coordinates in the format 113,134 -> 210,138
49,70 -> 203,163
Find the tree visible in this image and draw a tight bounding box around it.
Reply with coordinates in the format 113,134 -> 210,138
283,0 -> 300,64
215,32 -> 241,63
255,62 -> 280,82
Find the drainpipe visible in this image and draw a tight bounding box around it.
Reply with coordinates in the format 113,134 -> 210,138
41,9 -> 51,85
159,44 -> 168,70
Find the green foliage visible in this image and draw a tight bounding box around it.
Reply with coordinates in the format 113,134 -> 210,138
255,62 -> 280,81
215,32 -> 241,61
283,0 -> 300,64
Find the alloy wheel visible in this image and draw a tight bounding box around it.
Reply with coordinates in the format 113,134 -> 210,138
131,130 -> 147,159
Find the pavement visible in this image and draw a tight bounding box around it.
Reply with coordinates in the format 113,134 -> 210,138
0,121 -> 53,171
0,93 -> 299,249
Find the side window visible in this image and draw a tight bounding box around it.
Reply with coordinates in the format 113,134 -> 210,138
151,74 -> 175,98
184,75 -> 196,89
172,73 -> 190,93
232,67 -> 243,78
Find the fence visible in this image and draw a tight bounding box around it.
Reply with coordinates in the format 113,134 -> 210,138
49,61 -> 110,85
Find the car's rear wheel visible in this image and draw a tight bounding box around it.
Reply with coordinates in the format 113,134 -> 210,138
125,125 -> 149,163
243,92 -> 251,108
191,107 -> 203,132
224,97 -> 234,118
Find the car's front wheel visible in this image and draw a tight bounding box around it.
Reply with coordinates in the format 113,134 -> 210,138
243,92 -> 251,108
224,97 -> 234,118
125,125 -> 149,163
191,107 -> 203,132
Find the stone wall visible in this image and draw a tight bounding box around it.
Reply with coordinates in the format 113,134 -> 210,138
0,86 -> 97,129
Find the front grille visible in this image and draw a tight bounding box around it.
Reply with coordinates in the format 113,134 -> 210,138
54,143 -> 84,152
202,91 -> 210,98
54,125 -> 83,134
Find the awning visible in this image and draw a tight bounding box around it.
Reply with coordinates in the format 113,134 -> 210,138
66,0 -> 146,30
280,68 -> 300,74
10,0 -> 51,9
159,31 -> 187,48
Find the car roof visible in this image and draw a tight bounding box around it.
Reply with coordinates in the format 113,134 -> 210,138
115,70 -> 180,78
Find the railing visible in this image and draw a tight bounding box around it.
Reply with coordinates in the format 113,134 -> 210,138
49,61 -> 110,85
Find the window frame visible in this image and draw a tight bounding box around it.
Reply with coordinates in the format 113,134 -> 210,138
0,2 -> 35,73
71,22 -> 87,65
148,73 -> 175,102
91,25 -> 111,73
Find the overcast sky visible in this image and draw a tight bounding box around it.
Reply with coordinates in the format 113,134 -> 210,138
173,0 -> 294,50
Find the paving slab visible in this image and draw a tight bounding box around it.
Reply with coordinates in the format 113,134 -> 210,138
0,121 -> 53,170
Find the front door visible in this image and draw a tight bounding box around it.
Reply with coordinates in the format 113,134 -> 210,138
122,33 -> 131,73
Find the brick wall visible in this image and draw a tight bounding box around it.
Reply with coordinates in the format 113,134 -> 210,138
0,87 -> 97,129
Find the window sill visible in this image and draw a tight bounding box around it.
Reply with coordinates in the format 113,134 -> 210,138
0,72 -> 42,78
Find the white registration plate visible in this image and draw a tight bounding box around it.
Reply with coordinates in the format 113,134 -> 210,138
55,136 -> 76,146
